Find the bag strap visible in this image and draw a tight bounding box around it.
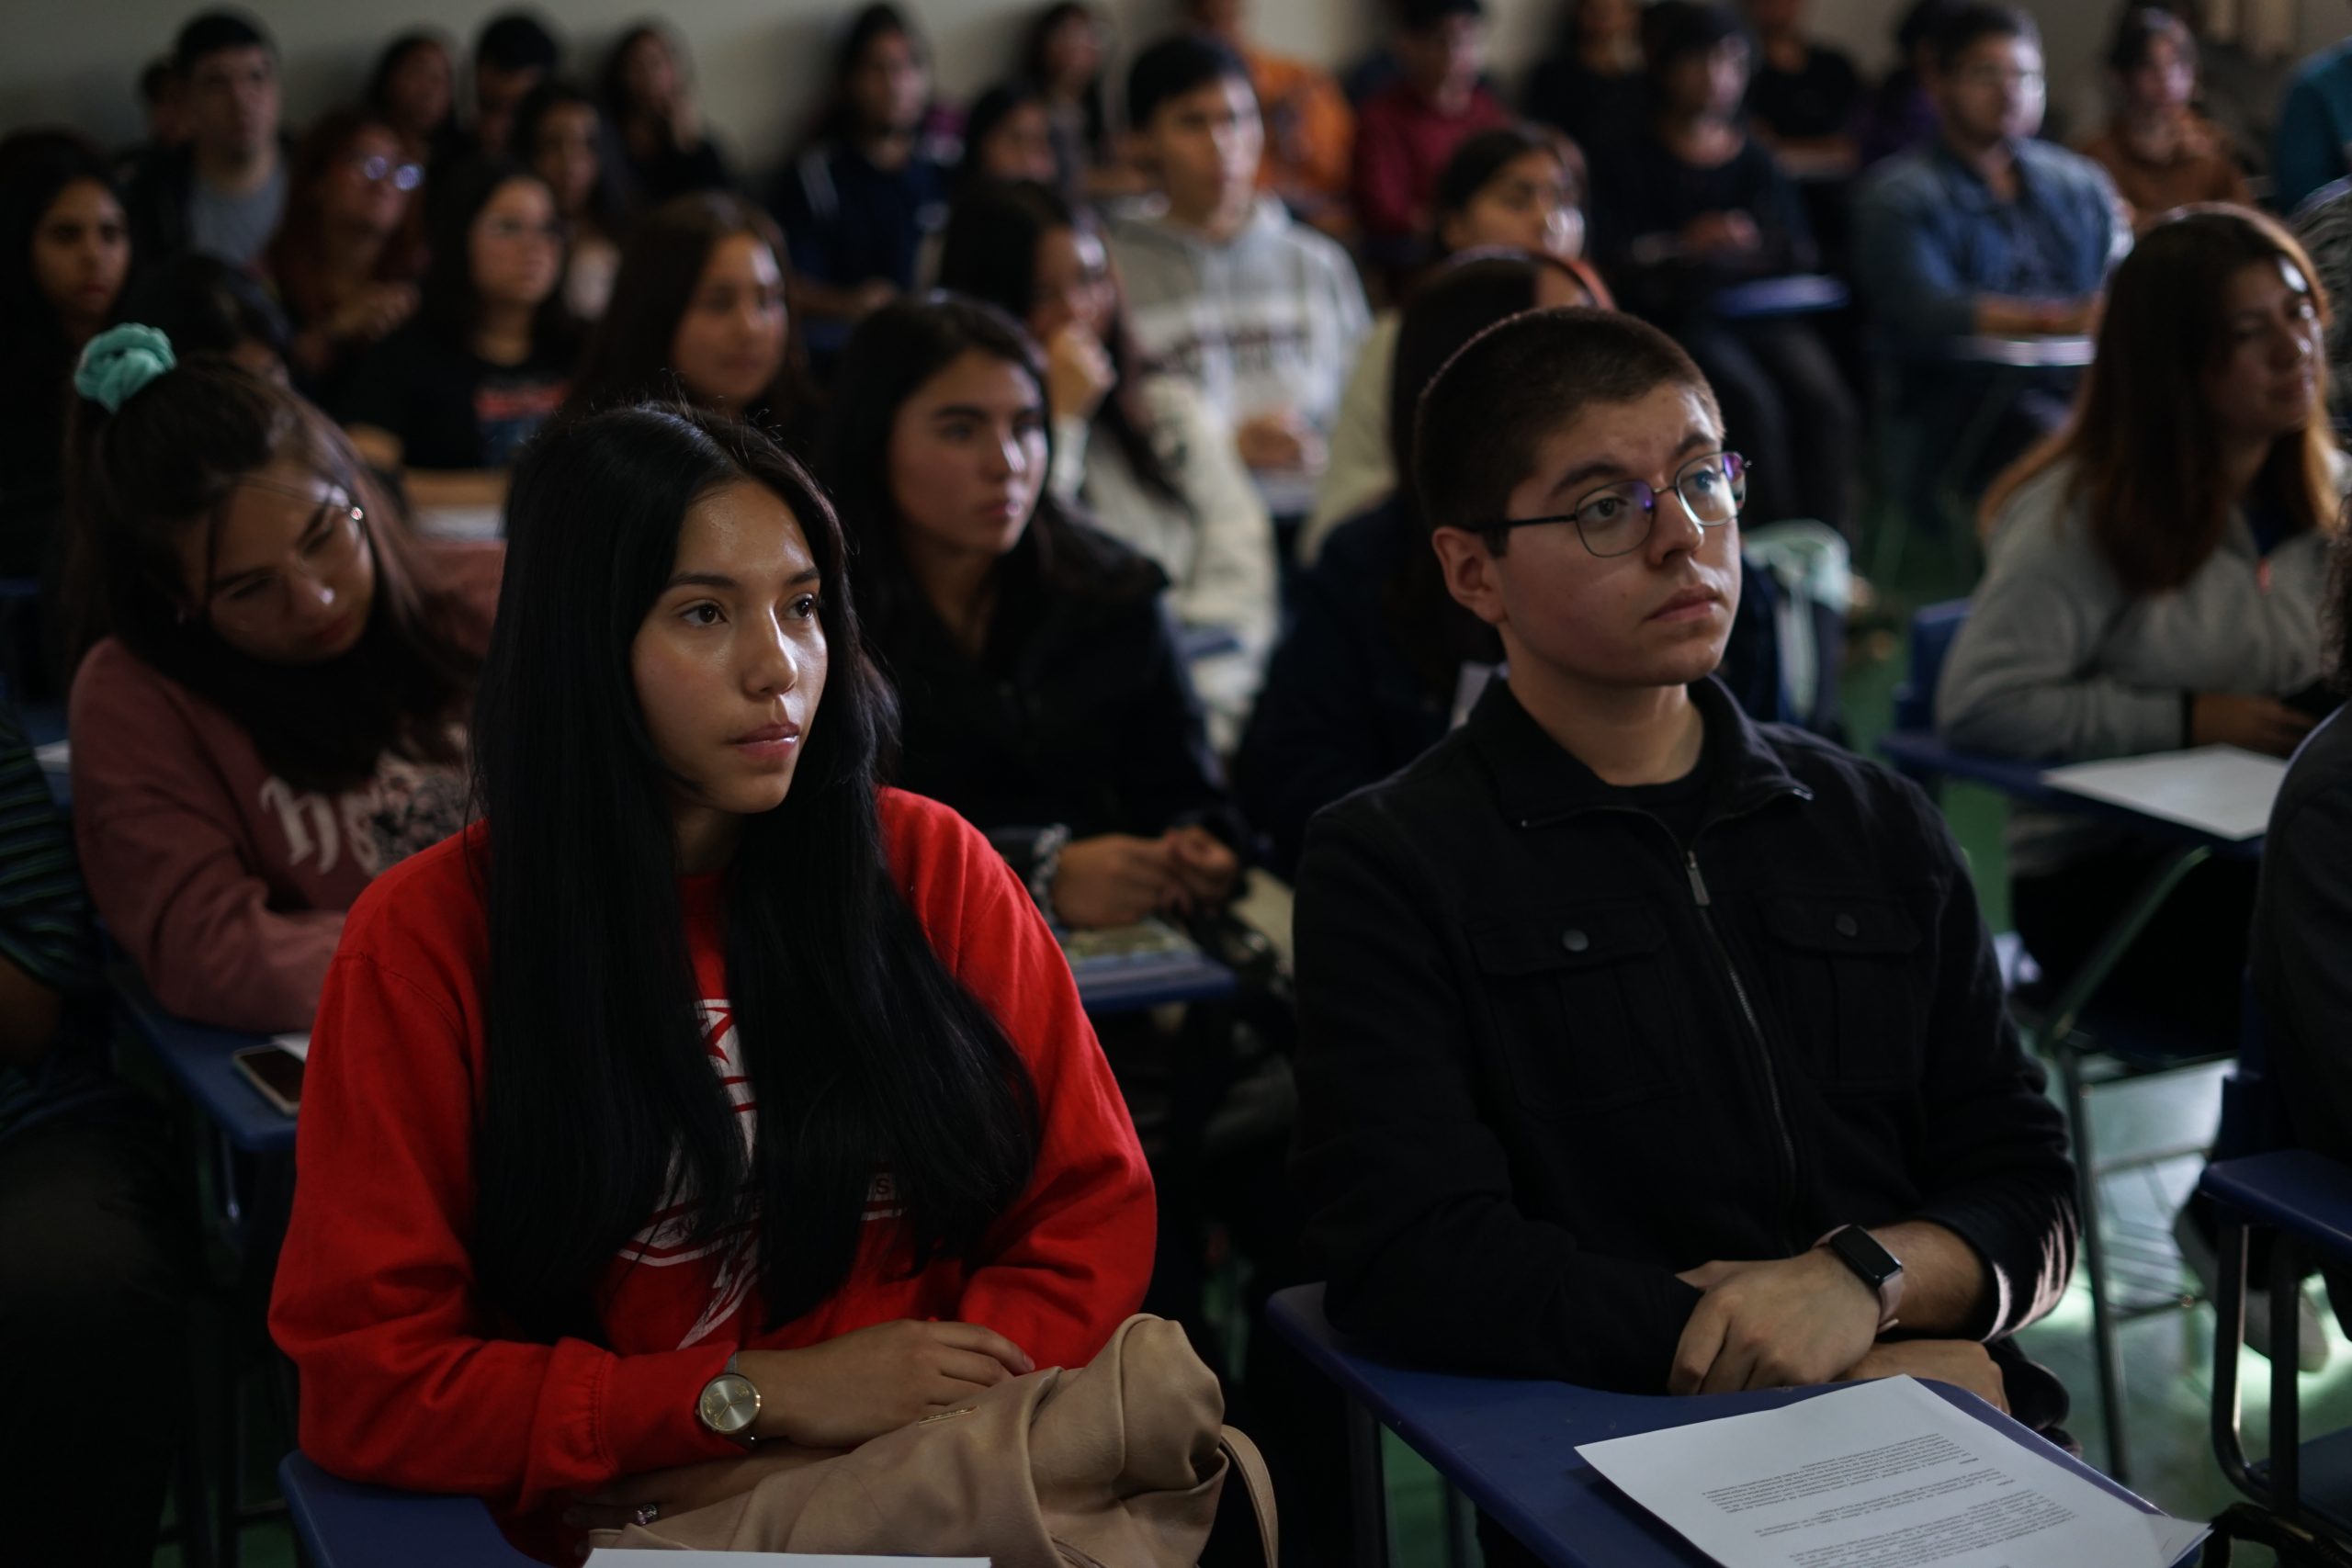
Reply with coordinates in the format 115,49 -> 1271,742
1217,1426 -> 1279,1568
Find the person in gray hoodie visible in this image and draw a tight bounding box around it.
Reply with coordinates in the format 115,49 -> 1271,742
1939,206 -> 2341,1041
1939,205 -> 2343,1369
1107,35 -> 1370,520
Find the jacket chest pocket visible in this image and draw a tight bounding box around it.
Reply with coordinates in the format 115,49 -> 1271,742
1759,893 -> 1926,1091
1470,906 -> 1686,1116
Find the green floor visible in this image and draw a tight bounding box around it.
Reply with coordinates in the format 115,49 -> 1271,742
166,563 -> 2313,1567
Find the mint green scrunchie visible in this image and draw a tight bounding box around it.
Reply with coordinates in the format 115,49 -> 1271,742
74,323 -> 177,414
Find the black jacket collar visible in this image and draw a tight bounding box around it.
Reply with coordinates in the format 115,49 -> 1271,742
1467,672 -> 1813,829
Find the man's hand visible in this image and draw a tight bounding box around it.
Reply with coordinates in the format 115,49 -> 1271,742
1163,825 -> 1239,910
1051,834 -> 1181,930
1234,408 -> 1323,473
1838,1340 -> 2008,1414
1669,1248 -> 1882,1395
1678,211 -> 1760,256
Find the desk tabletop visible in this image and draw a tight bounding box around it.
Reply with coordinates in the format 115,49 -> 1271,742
280,1454 -> 535,1568
115,982 -> 295,1155
1270,1284 -> 2191,1568
1928,334 -> 2098,369
1068,950 -> 1238,1015
1713,274 -> 1850,321
1878,730 -> 2265,861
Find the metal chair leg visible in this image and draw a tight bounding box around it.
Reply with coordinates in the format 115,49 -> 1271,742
2061,1037 -> 2133,1484
1346,1397 -> 1390,1568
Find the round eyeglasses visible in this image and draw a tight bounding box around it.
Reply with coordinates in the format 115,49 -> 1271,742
353,153 -> 424,193
1470,451 -> 1748,558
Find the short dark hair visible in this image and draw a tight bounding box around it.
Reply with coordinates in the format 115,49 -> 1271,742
139,58 -> 175,106
1414,307 -> 1720,538
174,9 -> 272,77
1400,0 -> 1486,31
1641,0 -> 1747,84
1933,3 -> 2039,73
476,10 -> 560,73
1127,34 -> 1251,130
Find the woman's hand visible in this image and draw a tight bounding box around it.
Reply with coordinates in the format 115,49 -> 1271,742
328,282 -> 419,344
2189,693 -> 2315,758
1051,834 -> 1180,930
1046,323 -> 1116,425
736,1320 -> 1033,1449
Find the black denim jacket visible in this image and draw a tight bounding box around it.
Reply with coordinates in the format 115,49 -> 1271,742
1292,675 -> 2077,1424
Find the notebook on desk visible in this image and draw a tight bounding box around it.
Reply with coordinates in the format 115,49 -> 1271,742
1059,917 -> 1206,982
2042,745 -> 2287,841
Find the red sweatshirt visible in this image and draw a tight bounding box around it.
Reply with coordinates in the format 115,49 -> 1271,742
1350,80 -> 1511,243
67,541 -> 501,1032
267,790 -> 1154,1551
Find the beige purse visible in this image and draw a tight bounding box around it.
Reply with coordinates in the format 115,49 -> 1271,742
598,1314 -> 1278,1566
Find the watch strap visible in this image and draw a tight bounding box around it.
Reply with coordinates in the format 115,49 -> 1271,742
1817,1224 -> 1904,1331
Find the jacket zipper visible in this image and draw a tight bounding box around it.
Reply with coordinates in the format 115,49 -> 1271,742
1519,786 -> 1814,1247
1684,845 -> 1801,1247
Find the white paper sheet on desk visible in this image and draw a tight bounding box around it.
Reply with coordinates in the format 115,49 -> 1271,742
587,1555 -> 988,1566
413,503 -> 503,541
2041,745 -> 2286,840
1576,1376 -> 2207,1567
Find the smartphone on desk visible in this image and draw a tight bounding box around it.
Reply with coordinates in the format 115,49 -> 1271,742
232,1043 -> 305,1116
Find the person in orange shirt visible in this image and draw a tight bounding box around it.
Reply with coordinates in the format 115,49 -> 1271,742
1182,0 -> 1354,238
2076,6 -> 2248,228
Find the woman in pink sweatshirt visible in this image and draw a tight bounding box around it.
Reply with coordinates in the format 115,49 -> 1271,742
62,325 -> 500,1032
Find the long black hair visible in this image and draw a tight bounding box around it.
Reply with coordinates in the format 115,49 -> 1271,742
63,355 -> 479,792
414,155 -> 578,360
1022,2 -> 1109,157
0,131 -> 120,381
561,191 -> 816,440
471,404 -> 1041,1341
512,78 -> 625,236
934,180 -> 1183,509
819,294 -> 1153,649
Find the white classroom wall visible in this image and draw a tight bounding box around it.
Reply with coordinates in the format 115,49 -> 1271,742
0,0 -> 2341,186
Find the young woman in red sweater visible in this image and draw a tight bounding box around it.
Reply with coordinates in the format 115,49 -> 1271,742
267,404 -> 1154,1560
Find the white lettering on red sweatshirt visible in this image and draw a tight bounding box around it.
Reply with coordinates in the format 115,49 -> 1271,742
267,790 -> 1155,1554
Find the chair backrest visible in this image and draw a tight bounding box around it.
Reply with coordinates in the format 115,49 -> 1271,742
1892,599 -> 1971,733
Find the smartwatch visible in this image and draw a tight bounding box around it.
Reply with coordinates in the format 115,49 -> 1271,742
1819,1224 -> 1905,1331
695,1352 -> 761,1445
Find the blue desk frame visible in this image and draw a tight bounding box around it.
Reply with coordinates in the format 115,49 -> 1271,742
280,1454 -> 535,1568
1270,1283 -> 2194,1568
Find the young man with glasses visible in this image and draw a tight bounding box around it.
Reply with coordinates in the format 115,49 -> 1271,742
1853,5 -> 2128,486
1288,310 -> 2080,1520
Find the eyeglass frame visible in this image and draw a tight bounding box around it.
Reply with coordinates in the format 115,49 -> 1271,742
1460,450 -> 1751,558
193,479 -> 373,634
352,152 -> 425,192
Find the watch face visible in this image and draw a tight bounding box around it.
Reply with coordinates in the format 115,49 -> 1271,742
1832,1226 -> 1901,1285
698,1372 -> 760,1436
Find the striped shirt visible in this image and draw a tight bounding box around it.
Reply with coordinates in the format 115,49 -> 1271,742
0,701 -> 111,1140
